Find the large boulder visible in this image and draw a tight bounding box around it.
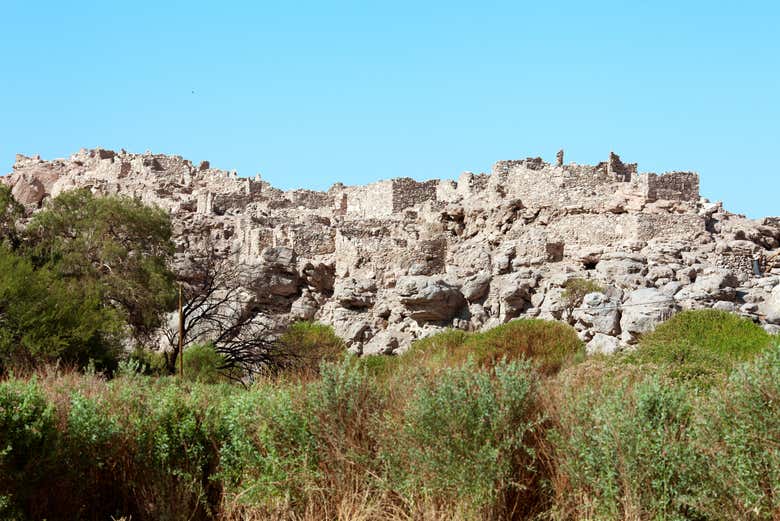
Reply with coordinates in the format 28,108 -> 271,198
620,287 -> 677,343
595,252 -> 647,288
461,271 -> 491,302
674,269 -> 739,303
333,277 -> 377,309
765,284 -> 780,325
301,261 -> 335,294
251,247 -> 300,298
11,175 -> 45,206
396,276 -> 466,322
362,328 -> 411,355
289,291 -> 318,320
573,291 -> 620,335
595,253 -> 647,279
586,333 -> 622,355
496,272 -> 536,320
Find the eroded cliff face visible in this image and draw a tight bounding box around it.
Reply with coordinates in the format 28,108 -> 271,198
4,148 -> 780,355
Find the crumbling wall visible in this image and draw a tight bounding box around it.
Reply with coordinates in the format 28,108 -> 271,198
633,213 -> 705,241
646,172 -> 699,202
491,160 -> 622,208
605,151 -> 638,181
345,180 -> 394,217
391,178 -> 438,212
547,214 -> 639,245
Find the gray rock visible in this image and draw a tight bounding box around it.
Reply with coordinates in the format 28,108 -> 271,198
461,271 -> 491,302
290,292 -> 318,320
301,261 -> 335,293
674,269 -> 738,303
764,285 -> 780,324
250,247 -> 301,297
334,277 -> 377,309
261,246 -> 296,269
764,324 -> 780,335
712,301 -> 737,313
362,329 -> 408,355
345,321 -> 371,344
396,276 -> 466,322
573,291 -> 621,335
595,253 -> 647,280
620,288 -> 677,343
740,302 -> 759,314
586,333 -> 622,355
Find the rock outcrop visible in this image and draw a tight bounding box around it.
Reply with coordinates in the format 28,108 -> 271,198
4,148 -> 780,353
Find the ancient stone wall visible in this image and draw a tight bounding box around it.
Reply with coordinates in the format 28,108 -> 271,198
5,147 -> 779,357
633,213 -> 705,241
345,180 -> 394,217
391,178 -> 438,212
645,172 -> 700,202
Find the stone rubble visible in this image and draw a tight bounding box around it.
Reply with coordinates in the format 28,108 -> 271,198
3,148 -> 780,354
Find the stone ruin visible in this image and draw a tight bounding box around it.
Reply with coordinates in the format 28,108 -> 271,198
3,147 -> 780,356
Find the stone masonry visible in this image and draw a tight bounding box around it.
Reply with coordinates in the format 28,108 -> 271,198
3,148 -> 780,355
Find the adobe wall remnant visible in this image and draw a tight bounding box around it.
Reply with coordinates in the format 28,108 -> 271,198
4,147 -> 778,355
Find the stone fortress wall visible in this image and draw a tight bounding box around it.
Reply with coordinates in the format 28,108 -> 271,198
7,148 -> 701,228
7,146 -> 780,357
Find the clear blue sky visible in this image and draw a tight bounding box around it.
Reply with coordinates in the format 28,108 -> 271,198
1,1 -> 778,217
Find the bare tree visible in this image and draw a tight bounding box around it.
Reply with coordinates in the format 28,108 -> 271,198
163,248 -> 298,379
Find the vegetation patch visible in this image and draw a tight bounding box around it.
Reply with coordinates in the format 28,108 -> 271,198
624,309 -> 773,382
404,319 -> 584,375
561,277 -> 604,309
277,321 -> 346,375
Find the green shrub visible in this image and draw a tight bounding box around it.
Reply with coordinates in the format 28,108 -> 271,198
176,343 -> 226,383
550,375 -> 705,520
626,309 -> 773,383
277,321 -> 345,375
404,319 -> 584,375
217,384 -> 317,514
385,359 -> 539,517
307,358 -> 385,491
696,345 -> 780,519
125,382 -> 222,519
123,347 -> 168,376
562,277 -> 604,309
0,380 -> 58,518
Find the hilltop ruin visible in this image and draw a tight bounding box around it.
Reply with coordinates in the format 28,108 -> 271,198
4,148 -> 780,354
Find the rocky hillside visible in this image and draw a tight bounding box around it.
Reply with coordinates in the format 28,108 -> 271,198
3,148 -> 780,354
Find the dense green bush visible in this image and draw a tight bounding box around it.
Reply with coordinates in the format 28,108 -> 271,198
550,375 -> 705,520
405,319 -> 584,375
177,343 -> 226,383
217,385 -> 317,513
626,309 -> 773,382
277,321 -> 346,374
0,380 -> 58,519
307,357 -> 386,494
385,359 -> 539,517
0,246 -> 124,372
697,346 -> 780,519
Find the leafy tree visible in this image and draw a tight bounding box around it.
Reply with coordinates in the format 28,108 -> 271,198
0,245 -> 123,372
25,189 -> 176,344
0,184 -> 23,248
